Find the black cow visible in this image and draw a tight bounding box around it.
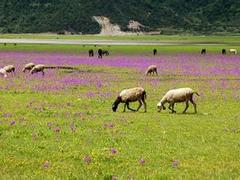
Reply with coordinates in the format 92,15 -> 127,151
88,49 -> 94,57
153,49 -> 157,56
201,49 -> 206,55
222,49 -> 226,55
102,50 -> 109,56
98,49 -> 103,59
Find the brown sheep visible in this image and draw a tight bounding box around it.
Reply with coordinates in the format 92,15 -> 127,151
145,65 -> 158,76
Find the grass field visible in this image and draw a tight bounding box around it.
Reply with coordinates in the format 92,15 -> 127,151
1,43 -> 240,55
1,34 -> 240,44
0,51 -> 239,179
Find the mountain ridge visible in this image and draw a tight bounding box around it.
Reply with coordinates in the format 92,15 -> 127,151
0,0 -> 239,34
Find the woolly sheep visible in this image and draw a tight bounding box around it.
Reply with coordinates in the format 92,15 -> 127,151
22,63 -> 35,73
157,87 -> 200,114
3,65 -> 15,74
229,49 -> 237,55
0,68 -> 7,78
112,87 -> 147,112
145,65 -> 158,76
30,64 -> 45,75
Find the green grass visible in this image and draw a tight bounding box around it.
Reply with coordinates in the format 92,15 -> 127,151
0,62 -> 239,179
0,43 -> 240,54
1,34 -> 240,44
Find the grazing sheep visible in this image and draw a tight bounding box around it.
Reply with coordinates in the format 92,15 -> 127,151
157,88 -> 200,114
229,49 -> 237,55
153,49 -> 157,56
0,68 -> 7,77
30,64 -> 45,76
222,49 -> 226,55
145,65 -> 158,76
112,87 -> 147,112
201,49 -> 206,55
22,63 -> 35,73
3,65 -> 15,74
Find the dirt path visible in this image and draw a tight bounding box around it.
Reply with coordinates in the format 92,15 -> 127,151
0,38 -> 236,46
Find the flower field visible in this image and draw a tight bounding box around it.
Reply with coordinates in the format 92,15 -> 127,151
0,51 -> 239,179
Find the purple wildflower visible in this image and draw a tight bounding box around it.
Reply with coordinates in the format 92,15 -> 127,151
43,161 -> 50,169
83,155 -> 92,164
139,158 -> 145,165
10,120 -> 16,126
110,148 -> 118,155
112,176 -> 117,180
172,160 -> 179,168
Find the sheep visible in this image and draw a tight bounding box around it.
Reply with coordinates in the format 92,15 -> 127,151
145,65 -> 158,76
22,63 -> 35,73
3,65 -> 15,74
0,68 -> 7,77
112,87 -> 147,112
157,88 -> 200,114
30,64 -> 45,76
229,49 -> 237,55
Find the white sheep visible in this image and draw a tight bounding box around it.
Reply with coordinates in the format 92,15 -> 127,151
30,64 -> 45,76
157,88 -> 200,114
0,68 -> 7,78
145,65 -> 158,76
112,87 -> 147,112
229,49 -> 237,55
22,63 -> 35,73
3,65 -> 15,74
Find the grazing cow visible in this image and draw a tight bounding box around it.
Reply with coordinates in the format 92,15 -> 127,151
222,49 -> 226,55
229,49 -> 237,55
102,50 -> 109,56
201,49 -> 206,55
98,49 -> 103,59
88,49 -> 94,57
153,49 -> 157,56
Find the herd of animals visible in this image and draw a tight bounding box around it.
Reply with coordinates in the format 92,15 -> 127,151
0,47 -> 238,114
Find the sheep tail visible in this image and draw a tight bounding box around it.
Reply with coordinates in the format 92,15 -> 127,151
194,91 -> 200,96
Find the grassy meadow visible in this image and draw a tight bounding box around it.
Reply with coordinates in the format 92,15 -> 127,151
1,34 -> 240,44
0,36 -> 239,179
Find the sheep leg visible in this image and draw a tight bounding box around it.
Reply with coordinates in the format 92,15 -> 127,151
183,101 -> 189,113
136,100 -> 143,111
172,103 -> 176,113
42,70 -> 45,76
123,103 -> 127,112
126,102 -> 136,112
169,103 -> 176,113
190,98 -> 197,113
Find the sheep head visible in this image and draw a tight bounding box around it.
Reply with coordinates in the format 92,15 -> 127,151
112,96 -> 122,112
157,102 -> 166,112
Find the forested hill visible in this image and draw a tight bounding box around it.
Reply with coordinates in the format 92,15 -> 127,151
0,0 -> 239,34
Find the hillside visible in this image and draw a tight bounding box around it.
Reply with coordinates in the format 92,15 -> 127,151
0,0 -> 239,34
